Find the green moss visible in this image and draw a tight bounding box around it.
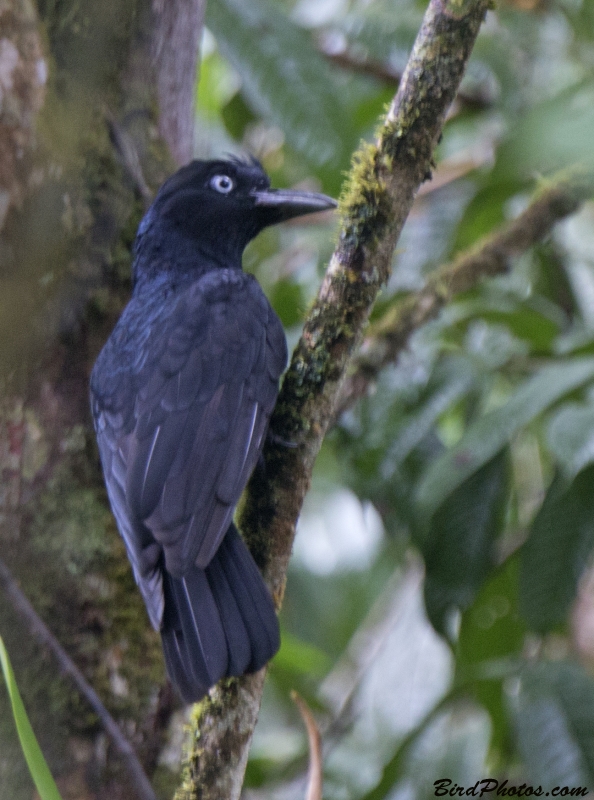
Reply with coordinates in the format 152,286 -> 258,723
337,141 -> 393,259
31,482 -> 113,577
444,0 -> 480,15
176,679 -> 248,800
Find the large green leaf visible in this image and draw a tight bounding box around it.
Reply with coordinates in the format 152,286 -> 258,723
520,465 -> 594,632
357,690 -> 490,800
272,630 -> 331,678
443,288 -> 566,357
497,81 -> 594,179
334,12 -> 420,65
375,705 -> 490,800
458,556 -> 525,666
382,359 -> 476,472
477,306 -> 561,354
0,636 -> 63,800
508,661 -> 594,787
416,358 -> 594,518
546,403 -> 594,477
458,556 -> 525,757
206,0 -> 356,178
423,450 -> 510,636
452,179 -> 521,253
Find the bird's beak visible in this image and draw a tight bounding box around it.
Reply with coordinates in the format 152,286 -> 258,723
251,188 -> 337,222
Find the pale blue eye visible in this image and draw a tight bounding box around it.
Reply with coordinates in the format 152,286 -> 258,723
210,174 -> 234,194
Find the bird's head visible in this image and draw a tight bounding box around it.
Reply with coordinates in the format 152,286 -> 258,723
133,157 -> 336,281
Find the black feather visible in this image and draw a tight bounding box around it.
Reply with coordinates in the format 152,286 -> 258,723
161,524 -> 279,702
90,157 -> 335,702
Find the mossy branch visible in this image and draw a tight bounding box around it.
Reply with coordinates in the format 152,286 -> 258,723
337,168 -> 594,415
175,0 -> 491,797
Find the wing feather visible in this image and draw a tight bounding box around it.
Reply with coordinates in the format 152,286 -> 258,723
92,269 -> 287,622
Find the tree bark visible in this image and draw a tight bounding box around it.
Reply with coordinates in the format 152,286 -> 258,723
0,2 -> 203,798
152,0 -> 206,166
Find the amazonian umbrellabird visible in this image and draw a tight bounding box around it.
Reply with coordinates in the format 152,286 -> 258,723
90,157 -> 336,702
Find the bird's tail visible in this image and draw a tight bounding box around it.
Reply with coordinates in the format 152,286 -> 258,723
160,523 -> 279,703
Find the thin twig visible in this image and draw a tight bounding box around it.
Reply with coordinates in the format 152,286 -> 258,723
0,555 -> 157,800
292,692 -> 323,800
335,168 -> 594,417
319,46 -> 493,111
104,107 -> 153,208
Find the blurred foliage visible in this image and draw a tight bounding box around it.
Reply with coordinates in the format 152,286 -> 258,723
195,0 -> 594,796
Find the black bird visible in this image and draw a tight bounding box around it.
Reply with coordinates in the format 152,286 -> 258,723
90,157 -> 336,702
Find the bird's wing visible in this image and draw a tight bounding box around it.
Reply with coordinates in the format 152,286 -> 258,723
92,270 -> 287,623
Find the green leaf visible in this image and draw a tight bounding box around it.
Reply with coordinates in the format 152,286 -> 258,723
508,661 -> 594,786
423,450 -> 509,636
221,91 -> 257,140
272,630 -> 331,678
197,51 -> 241,118
459,556 -> 525,665
0,636 -> 63,800
382,360 -> 476,472
447,291 -> 565,357
269,279 -> 305,328
520,465 -> 594,632
372,705 -> 491,800
206,0 -> 356,178
458,556 -> 525,757
546,403 -> 594,477
479,306 -> 560,354
336,12 -> 420,67
416,358 -> 594,518
497,81 -> 594,179
452,180 -> 521,253
357,689 -> 490,800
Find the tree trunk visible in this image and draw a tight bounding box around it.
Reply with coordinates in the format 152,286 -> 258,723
0,1 -> 202,798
